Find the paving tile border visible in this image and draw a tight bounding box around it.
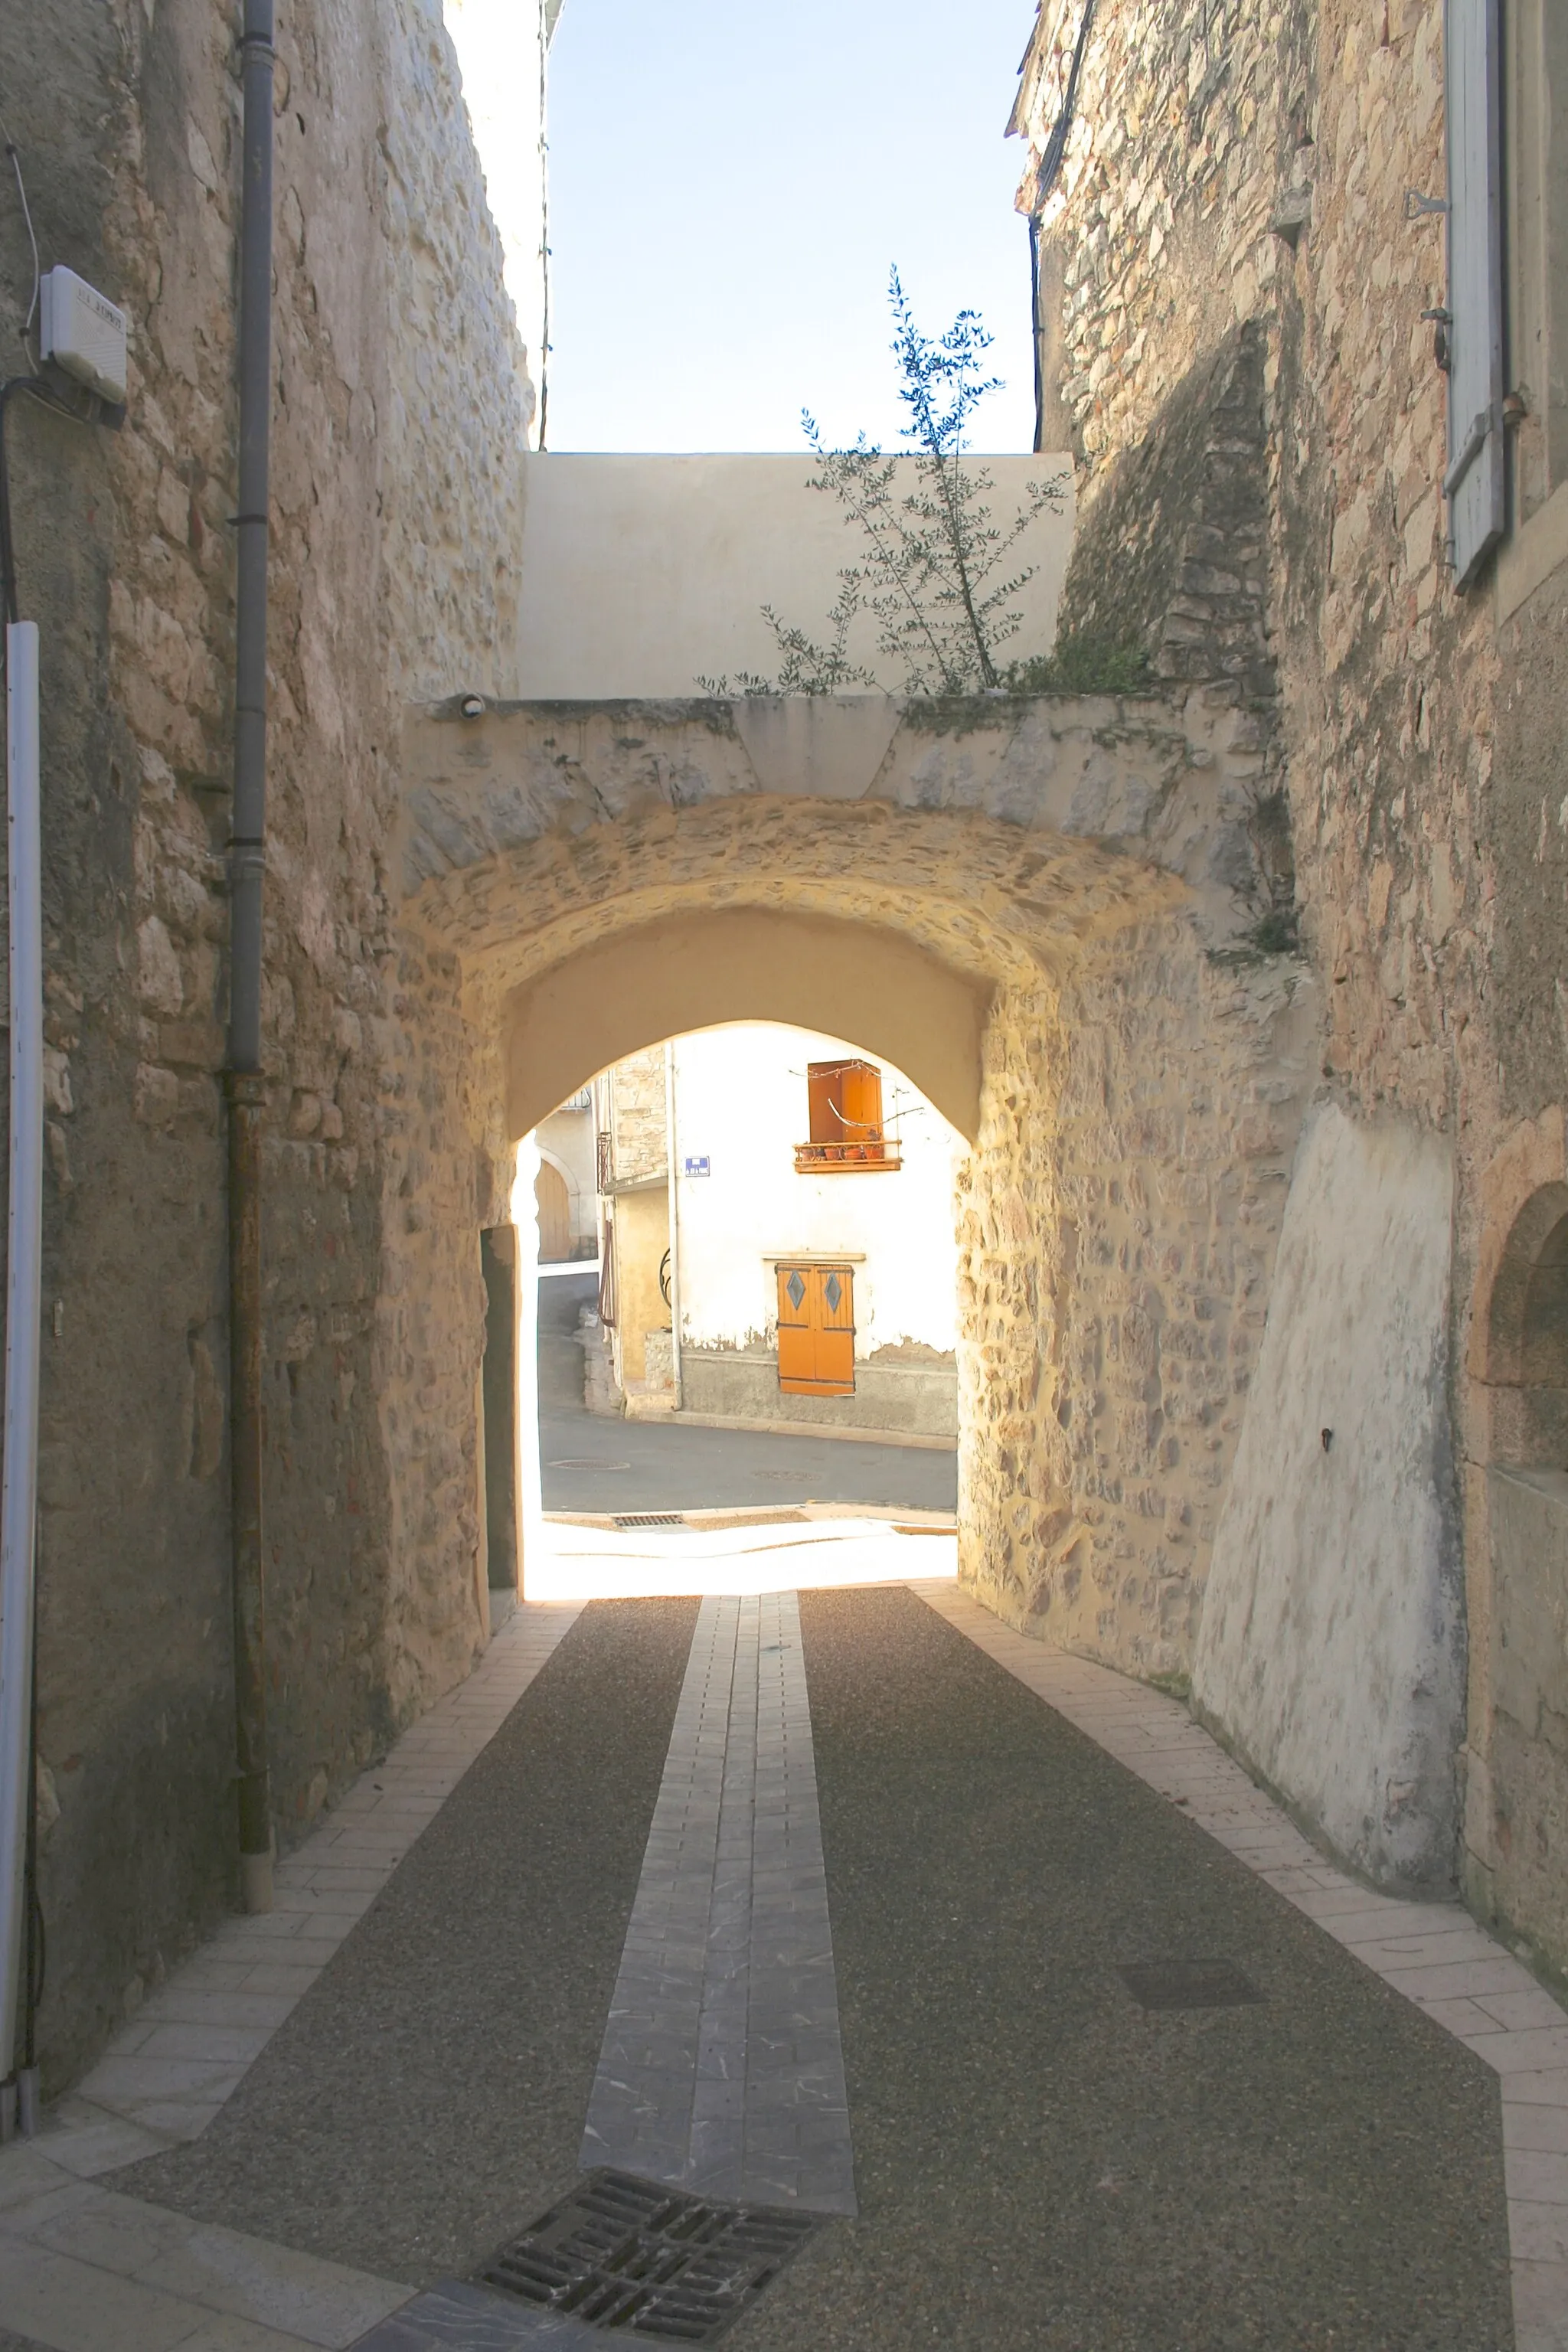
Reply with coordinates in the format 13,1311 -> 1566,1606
910,1576 -> 1568,2352
0,1603 -> 583,2352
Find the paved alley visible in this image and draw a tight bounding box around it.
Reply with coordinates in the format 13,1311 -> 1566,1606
2,1549 -> 1558,2350
538,1410 -> 958,1519
536,1272 -> 958,1518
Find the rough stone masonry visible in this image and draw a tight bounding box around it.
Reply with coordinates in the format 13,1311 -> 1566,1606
5,0 -> 1568,2107
1,0 -> 529,2089
1018,0 -> 1568,1974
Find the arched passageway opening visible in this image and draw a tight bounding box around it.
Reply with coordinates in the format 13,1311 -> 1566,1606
510,1015 -> 965,1602
393,692 -> 1318,1688
1471,1178 -> 1568,1962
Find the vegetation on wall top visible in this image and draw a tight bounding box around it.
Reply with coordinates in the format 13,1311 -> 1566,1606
698,272 -> 1069,697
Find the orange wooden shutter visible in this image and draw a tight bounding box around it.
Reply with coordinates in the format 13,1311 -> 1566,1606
812,1265 -> 854,1393
838,1063 -> 883,1141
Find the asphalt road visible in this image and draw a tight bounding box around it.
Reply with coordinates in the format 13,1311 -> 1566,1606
537,1271 -> 956,1515
539,1406 -> 957,1514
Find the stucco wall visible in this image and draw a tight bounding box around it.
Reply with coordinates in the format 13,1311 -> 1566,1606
534,1101 -> 595,1250
610,1189 -> 670,1390
511,456 -> 1074,697
1191,1102 -> 1463,1886
668,1024 -> 960,1361
1,0 -> 531,2085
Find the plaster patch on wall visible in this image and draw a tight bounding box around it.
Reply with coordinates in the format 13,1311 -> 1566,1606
1191,1100 -> 1462,1888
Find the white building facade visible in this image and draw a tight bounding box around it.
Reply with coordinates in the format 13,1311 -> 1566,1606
593,1023 -> 962,1439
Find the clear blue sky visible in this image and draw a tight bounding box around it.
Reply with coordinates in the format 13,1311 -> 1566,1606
544,0 -> 1040,454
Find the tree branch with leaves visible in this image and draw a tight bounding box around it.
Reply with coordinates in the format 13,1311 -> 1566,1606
701,270 -> 1068,697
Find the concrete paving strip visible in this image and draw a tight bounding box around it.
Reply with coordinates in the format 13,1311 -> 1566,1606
910,1576 -> 1568,2352
660,1409 -> 957,1451
582,1591 -> 856,2213
350,2278 -> 613,2348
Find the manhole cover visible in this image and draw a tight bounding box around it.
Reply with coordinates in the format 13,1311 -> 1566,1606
549,1459 -> 631,1471
612,1512 -> 685,1528
1118,1958 -> 1263,2011
753,1470 -> 805,1481
477,2167 -> 822,2342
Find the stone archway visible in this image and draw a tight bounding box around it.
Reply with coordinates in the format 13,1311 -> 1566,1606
394,689 -> 1317,1690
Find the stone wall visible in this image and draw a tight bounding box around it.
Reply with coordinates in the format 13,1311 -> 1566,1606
608,1049 -> 669,1187
1017,0 -> 1568,1943
959,934 -> 1316,1682
0,0 -> 530,2084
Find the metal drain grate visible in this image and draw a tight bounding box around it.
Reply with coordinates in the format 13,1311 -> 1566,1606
612,1512 -> 685,1528
1119,1958 -> 1263,2011
478,2168 -> 822,2342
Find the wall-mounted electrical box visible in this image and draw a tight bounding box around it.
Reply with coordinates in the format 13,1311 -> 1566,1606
39,266 -> 127,405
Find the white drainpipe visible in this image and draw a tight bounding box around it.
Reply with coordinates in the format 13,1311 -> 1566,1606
664,1040 -> 682,1409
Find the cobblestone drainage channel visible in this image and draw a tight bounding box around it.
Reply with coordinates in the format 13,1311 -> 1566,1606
475,2167 -> 825,2342
1118,1958 -> 1265,2010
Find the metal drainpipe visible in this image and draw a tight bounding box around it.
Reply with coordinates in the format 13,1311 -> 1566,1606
0,620 -> 42,2136
227,0 -> 275,1916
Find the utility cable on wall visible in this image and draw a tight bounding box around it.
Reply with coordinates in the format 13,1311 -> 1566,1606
1025,0 -> 1097,452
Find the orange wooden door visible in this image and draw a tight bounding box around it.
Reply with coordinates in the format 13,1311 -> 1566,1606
776,1264 -> 855,1396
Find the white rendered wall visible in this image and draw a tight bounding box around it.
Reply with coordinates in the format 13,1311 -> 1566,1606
668,1024 -> 961,1359
444,0 -> 548,443
1191,1102 -> 1463,1889
514,455 -> 1074,697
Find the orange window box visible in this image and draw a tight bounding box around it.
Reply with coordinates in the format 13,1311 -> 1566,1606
792,1139 -> 902,1172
